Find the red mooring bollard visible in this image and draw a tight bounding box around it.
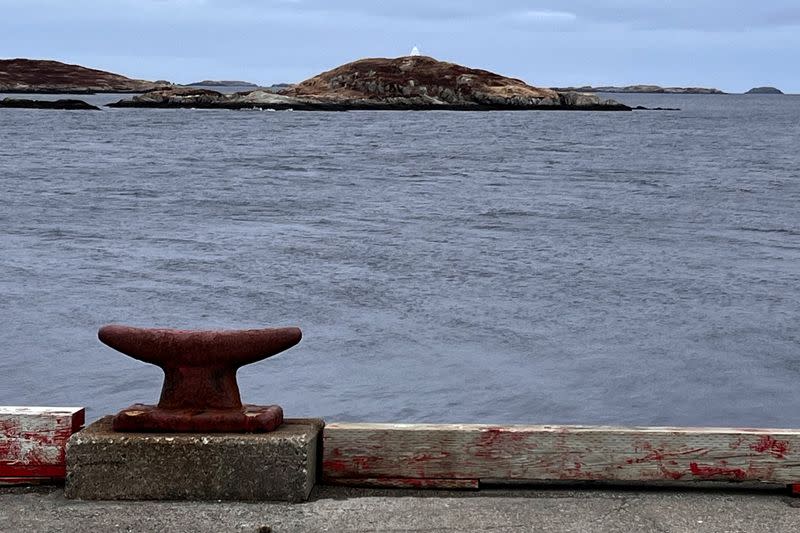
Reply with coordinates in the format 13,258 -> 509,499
98,324 -> 302,433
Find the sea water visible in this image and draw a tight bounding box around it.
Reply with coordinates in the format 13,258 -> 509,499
1,93 -> 798,426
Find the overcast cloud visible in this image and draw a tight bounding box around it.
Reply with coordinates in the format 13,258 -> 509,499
1,0 -> 797,92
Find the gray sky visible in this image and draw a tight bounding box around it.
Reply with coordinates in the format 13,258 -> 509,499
1,0 -> 798,92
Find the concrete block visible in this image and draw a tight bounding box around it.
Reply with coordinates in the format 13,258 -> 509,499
65,416 -> 323,502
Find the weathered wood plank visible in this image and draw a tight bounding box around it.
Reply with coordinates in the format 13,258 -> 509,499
323,423 -> 800,487
331,477 -> 479,490
1,406 -> 85,483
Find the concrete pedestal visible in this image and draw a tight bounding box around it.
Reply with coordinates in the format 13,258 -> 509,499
65,416 -> 323,502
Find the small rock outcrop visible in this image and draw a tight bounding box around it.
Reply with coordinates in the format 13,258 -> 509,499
0,98 -> 100,110
745,87 -> 783,94
558,91 -> 618,108
0,58 -> 162,93
128,87 -> 228,106
111,56 -> 630,111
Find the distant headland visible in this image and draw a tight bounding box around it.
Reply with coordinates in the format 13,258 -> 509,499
551,85 -> 725,95
745,87 -> 784,94
186,80 -> 259,87
109,56 -> 631,111
0,58 -> 165,93
6,58 -> 790,101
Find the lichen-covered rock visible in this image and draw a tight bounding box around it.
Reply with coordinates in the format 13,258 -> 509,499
559,92 -> 602,107
131,87 -> 228,105
237,90 -> 312,106
282,56 -> 560,106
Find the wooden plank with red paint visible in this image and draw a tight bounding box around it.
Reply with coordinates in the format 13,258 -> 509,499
1,406 -> 85,483
323,423 -> 800,488
331,477 -> 479,490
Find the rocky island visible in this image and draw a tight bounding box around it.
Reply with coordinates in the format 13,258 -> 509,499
551,85 -> 725,95
0,58 -> 164,93
0,98 -> 100,110
745,87 -> 783,94
109,56 -> 630,111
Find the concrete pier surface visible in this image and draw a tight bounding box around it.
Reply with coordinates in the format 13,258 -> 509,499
2,485 -> 800,532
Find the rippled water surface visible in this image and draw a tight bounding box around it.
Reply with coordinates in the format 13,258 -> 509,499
1,94 -> 799,426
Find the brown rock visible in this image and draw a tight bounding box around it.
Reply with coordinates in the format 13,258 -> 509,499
281,56 -> 559,106
0,58 -> 162,93
126,87 -> 229,106
559,91 -> 603,107
0,98 -> 99,110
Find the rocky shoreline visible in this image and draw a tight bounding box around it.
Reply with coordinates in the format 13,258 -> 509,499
107,87 -> 631,111
5,56 -> 737,112
109,57 -> 631,111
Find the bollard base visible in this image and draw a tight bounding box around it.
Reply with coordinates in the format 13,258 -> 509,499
65,416 -> 323,502
112,403 -> 283,433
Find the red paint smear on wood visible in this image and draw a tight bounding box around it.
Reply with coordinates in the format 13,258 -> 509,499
0,440 -> 21,457
18,427 -> 72,446
409,452 -> 450,464
322,459 -> 350,474
324,455 -> 381,475
659,467 -> 686,481
689,462 -> 747,480
352,456 -> 381,471
625,447 -> 706,478
750,436 -> 789,459
729,436 -> 747,450
0,464 -> 66,478
549,461 -> 607,482
474,427 -> 531,459
0,441 -> 64,465
623,447 -> 688,480
0,420 -> 19,437
627,450 -> 669,464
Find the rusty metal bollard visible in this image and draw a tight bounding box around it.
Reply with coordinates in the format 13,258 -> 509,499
98,324 -> 302,433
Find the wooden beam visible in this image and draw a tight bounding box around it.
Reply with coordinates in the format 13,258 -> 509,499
1,406 -> 85,484
323,423 -> 800,489
331,477 -> 479,490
